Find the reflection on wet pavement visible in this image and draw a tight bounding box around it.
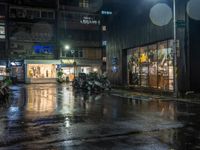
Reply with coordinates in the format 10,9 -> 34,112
0,84 -> 200,149
25,84 -> 57,117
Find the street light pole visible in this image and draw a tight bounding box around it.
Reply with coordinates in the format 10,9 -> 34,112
73,52 -> 76,79
71,50 -> 76,80
57,0 -> 60,58
172,0 -> 178,97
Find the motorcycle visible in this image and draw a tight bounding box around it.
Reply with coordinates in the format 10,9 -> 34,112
72,73 -> 111,92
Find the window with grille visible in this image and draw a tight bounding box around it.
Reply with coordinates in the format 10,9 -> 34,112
79,0 -> 89,8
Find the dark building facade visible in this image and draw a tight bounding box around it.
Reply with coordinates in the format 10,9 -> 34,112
0,1 -> 8,76
58,0 -> 103,80
100,0 -> 114,74
0,0 -> 103,83
0,2 -> 7,59
106,0 -> 200,94
8,0 -> 57,60
6,0 -> 57,83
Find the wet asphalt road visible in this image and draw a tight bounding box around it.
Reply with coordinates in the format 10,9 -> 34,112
0,84 -> 200,150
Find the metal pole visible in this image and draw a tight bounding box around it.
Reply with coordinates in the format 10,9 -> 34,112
57,0 -> 60,59
173,0 -> 178,97
74,53 -> 75,79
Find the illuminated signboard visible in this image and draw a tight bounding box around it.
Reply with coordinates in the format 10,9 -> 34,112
112,66 -> 118,73
101,11 -> 112,15
112,57 -> 118,65
80,16 -> 100,25
112,57 -> 119,73
33,45 -> 54,54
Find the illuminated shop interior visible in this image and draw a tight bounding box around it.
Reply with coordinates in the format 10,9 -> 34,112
0,65 -> 6,76
127,40 -> 174,91
27,64 -> 56,79
62,66 -> 96,81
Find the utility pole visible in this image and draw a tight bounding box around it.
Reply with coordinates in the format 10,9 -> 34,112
173,0 -> 178,97
56,0 -> 60,59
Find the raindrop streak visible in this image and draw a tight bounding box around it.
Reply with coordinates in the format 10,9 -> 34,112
187,0 -> 200,20
149,3 -> 172,26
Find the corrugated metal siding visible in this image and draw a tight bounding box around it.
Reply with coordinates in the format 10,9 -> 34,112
107,0 -> 190,92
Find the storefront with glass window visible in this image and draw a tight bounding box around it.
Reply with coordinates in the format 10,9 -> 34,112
10,60 -> 25,82
61,59 -> 101,81
127,40 -> 174,91
24,60 -> 61,83
0,60 -> 7,76
0,65 -> 6,76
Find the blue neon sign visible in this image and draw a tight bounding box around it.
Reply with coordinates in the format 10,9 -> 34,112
33,45 -> 54,54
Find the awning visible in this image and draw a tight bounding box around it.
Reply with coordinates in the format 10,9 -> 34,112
61,59 -> 102,66
61,59 -> 75,65
24,60 -> 61,64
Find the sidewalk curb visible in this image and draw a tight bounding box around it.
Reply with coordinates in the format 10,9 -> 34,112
111,88 -> 200,104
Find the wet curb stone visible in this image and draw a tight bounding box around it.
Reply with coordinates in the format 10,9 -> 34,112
111,88 -> 200,104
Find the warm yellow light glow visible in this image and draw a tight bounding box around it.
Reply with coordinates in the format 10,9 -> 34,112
27,64 -> 56,78
140,53 -> 148,63
25,86 -> 57,115
93,68 -> 98,72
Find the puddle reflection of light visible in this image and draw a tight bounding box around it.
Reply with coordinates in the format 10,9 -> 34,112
65,117 -> 70,128
8,106 -> 20,120
26,87 -> 57,115
9,106 -> 19,112
60,87 -> 75,114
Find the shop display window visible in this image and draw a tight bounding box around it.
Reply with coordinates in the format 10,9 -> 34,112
158,41 -> 169,90
80,67 -> 92,74
127,48 -> 140,85
62,66 -> 93,81
62,67 -> 75,81
0,66 -> 6,76
140,47 -> 149,87
168,40 -> 174,91
27,64 -> 56,78
149,44 -> 158,88
127,40 -> 174,91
